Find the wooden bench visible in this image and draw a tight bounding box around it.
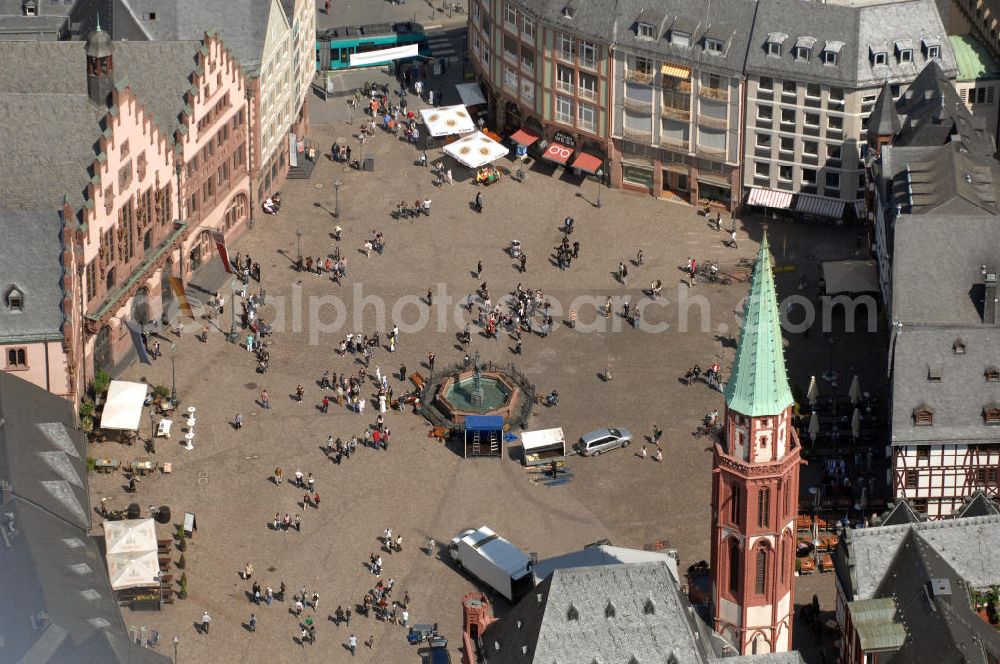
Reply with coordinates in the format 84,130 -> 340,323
410,372 -> 426,391
158,574 -> 173,586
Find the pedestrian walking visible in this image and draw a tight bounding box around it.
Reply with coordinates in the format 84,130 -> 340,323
249,613 -> 257,632
296,384 -> 305,402
399,364 -> 407,381
348,634 -> 357,656
476,260 -> 483,278
234,414 -> 242,429
519,253 -> 527,272
730,229 -> 738,249
261,390 -> 271,410
201,611 -> 211,634
321,396 -> 330,413
474,191 -> 483,213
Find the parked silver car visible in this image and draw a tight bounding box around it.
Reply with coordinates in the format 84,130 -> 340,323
576,428 -> 633,456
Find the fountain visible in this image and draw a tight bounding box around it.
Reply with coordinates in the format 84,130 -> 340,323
431,352 -> 524,428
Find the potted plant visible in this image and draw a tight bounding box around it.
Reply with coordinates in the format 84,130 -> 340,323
151,384 -> 170,406
178,572 -> 188,599
86,457 -> 96,473
176,553 -> 186,570
92,370 -> 110,405
177,535 -> 187,552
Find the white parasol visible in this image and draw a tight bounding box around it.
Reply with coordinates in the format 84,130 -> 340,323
808,411 -> 820,443
851,407 -> 861,441
443,131 -> 509,169
419,105 -> 476,137
848,374 -> 861,405
806,375 -> 819,408
107,550 -> 161,590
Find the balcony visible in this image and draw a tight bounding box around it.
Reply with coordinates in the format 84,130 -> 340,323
697,144 -> 727,159
801,153 -> 819,166
753,175 -> 771,187
699,85 -> 728,101
756,117 -> 773,129
757,89 -> 774,101
661,105 -> 690,121
623,98 -> 653,114
578,87 -> 597,102
803,124 -> 820,136
622,126 -> 653,142
754,146 -> 771,158
556,81 -> 574,94
804,96 -> 822,108
659,135 -> 689,150
626,69 -> 654,84
664,79 -> 692,94
827,127 -> 844,139
698,113 -> 729,130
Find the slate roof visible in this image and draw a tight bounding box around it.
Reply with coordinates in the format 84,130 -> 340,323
952,490 -> 1000,518
480,561 -> 718,663
0,210 -> 66,341
530,544 -> 679,586
724,235 -> 795,417
867,81 -> 901,138
611,0 -> 758,74
0,92 -> 102,212
869,529 -> 1000,663
891,214 -> 1000,326
745,0 -> 956,87
874,499 -> 924,527
0,372 -> 170,664
837,514 -> 1000,601
0,38 -> 201,212
892,60 -> 993,150
108,0 -> 273,74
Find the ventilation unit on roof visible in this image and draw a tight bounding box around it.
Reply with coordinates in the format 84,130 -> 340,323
929,578 -> 952,596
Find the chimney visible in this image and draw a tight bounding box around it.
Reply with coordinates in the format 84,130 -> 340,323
983,265 -> 998,324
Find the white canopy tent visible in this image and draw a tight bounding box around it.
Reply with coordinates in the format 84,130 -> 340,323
100,380 -> 149,431
104,518 -> 159,590
443,131 -> 509,169
419,105 -> 476,137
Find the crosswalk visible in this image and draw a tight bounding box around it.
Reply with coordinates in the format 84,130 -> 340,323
426,31 -> 463,62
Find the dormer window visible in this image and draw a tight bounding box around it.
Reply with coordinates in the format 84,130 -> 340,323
765,32 -> 787,57
705,38 -> 724,54
984,406 -> 1000,424
927,365 -> 942,382
794,36 -> 815,61
637,22 -> 655,40
928,45 -> 940,59
670,30 -> 690,47
899,49 -> 912,63
913,407 -> 933,426
23,0 -> 36,16
5,286 -> 23,312
953,339 -> 966,354
873,51 -> 888,66
567,604 -> 579,620
561,5 -> 574,19
922,37 -> 941,60
986,368 -> 1000,382
823,51 -> 838,66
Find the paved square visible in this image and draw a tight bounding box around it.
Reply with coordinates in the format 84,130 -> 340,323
91,65 -> 881,663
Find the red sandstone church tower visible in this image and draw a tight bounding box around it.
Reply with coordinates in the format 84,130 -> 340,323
710,235 -> 801,656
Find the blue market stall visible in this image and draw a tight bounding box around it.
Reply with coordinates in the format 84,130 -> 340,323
464,415 -> 504,459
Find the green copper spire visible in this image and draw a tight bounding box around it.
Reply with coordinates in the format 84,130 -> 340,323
723,234 -> 794,416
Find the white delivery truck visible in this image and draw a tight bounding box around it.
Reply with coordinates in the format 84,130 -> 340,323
520,427 -> 567,467
448,526 -> 533,601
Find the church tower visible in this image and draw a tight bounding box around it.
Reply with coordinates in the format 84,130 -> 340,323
85,19 -> 114,107
710,235 -> 801,656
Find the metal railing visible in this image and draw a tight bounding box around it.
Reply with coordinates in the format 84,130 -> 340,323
699,85 -> 728,101
623,98 -> 653,114
622,126 -> 653,142
697,113 -> 729,130
625,69 -> 654,84
661,105 -> 690,121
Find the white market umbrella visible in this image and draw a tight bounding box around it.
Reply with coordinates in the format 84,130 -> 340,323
806,375 -> 819,408
443,131 -> 509,169
100,380 -> 149,431
808,411 -> 820,443
107,549 -> 161,590
419,105 -> 476,137
104,518 -> 157,555
851,407 -> 862,441
848,374 -> 861,405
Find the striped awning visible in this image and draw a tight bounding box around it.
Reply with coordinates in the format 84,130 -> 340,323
853,200 -> 866,218
795,193 -> 846,218
661,63 -> 691,79
746,187 -> 793,209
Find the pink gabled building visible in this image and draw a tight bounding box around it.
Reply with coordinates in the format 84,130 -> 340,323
0,28 -> 251,402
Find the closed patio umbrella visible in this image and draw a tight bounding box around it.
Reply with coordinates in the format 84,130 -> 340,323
851,407 -> 861,441
807,375 -> 819,408
848,374 -> 861,405
808,411 -> 820,443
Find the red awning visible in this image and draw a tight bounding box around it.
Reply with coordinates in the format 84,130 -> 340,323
510,128 -> 540,147
542,143 -> 573,165
571,152 -> 603,174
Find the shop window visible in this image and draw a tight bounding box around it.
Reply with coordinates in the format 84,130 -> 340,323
622,163 -> 653,188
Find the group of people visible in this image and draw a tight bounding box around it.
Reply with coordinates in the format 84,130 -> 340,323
262,193 -> 282,215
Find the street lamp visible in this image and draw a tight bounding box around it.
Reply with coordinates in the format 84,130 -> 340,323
596,168 -> 604,209
358,135 -> 365,170
173,636 -> 179,663
296,227 -> 303,264
169,342 -> 177,404
333,180 -> 343,218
